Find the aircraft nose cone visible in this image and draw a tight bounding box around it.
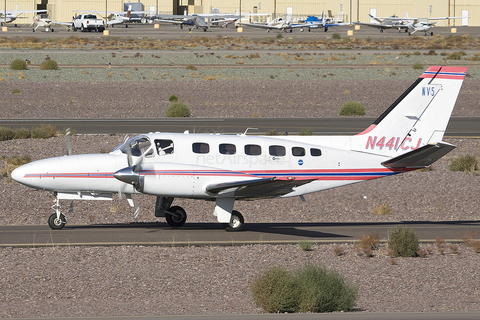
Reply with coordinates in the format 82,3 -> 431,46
113,167 -> 138,185
11,165 -> 27,184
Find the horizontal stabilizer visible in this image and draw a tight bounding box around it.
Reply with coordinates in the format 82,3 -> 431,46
206,177 -> 313,199
381,142 -> 456,168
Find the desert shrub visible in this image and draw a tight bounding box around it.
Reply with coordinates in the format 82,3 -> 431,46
298,128 -> 312,135
372,204 -> 392,215
339,101 -> 365,116
298,240 -> 312,251
276,33 -> 283,39
168,94 -> 178,102
413,51 -> 421,55
250,266 -> 297,313
0,127 -> 15,141
39,59 -> 58,70
332,33 -> 341,40
166,101 -> 190,117
446,52 -> 462,60
185,64 -> 197,70
449,154 -> 478,172
14,128 -> 31,139
31,127 -> 50,139
294,264 -> 357,313
251,264 -> 357,313
265,129 -> 279,135
10,59 -> 27,70
11,88 -> 21,94
1,155 -> 31,178
387,225 -> 419,257
412,62 -> 423,70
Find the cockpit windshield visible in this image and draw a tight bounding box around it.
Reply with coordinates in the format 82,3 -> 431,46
112,135 -> 153,157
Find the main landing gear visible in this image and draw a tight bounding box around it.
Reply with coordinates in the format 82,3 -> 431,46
155,196 -> 244,231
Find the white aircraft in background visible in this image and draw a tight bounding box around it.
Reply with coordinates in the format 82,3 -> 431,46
30,13 -> 72,32
403,13 -> 464,36
240,17 -> 299,33
355,14 -> 409,33
0,5 -> 48,27
12,66 -> 467,232
153,13 -> 242,32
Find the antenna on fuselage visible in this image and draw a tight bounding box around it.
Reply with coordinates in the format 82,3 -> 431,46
243,127 -> 258,136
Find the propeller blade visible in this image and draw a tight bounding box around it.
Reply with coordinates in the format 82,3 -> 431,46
65,128 -> 72,156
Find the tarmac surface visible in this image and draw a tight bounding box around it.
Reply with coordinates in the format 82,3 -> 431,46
1,220 -> 479,248
1,22 -> 477,40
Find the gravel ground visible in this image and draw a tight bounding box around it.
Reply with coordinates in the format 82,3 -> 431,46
1,50 -> 480,318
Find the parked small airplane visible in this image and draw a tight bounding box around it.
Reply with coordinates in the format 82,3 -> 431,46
355,14 -> 409,33
403,13 -> 464,36
240,17 -> 297,33
292,12 -> 349,32
12,66 -> 467,232
30,13 -> 72,32
0,5 -> 48,27
153,13 -> 242,32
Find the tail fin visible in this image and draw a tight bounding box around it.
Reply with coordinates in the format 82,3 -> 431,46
351,66 -> 467,157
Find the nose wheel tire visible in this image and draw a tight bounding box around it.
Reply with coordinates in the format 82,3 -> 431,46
166,206 -> 187,227
48,213 -> 66,230
223,210 -> 244,232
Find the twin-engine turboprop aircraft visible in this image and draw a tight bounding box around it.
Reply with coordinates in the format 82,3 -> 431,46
12,66 -> 467,231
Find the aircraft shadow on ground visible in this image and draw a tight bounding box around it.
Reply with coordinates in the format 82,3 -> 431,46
64,220 -> 480,240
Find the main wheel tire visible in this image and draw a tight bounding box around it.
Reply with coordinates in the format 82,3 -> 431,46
166,206 -> 187,227
72,24 -> 76,31
223,210 -> 244,232
48,213 -> 66,230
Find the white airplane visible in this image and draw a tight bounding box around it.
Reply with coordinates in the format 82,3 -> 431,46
241,17 -> 298,33
355,14 -> 409,33
12,66 -> 467,232
403,13 -> 464,36
153,13 -> 242,32
0,5 -> 48,27
30,13 -> 72,32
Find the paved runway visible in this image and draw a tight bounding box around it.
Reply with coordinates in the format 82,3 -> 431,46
2,220 -> 479,247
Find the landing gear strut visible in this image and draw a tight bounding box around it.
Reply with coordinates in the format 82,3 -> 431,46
48,197 -> 66,230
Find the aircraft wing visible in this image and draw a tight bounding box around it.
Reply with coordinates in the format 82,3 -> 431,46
240,22 -> 284,29
51,20 -> 72,26
206,177 -> 314,199
155,18 -> 189,25
381,142 -> 456,168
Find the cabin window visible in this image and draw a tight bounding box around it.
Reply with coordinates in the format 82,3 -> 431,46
292,147 -> 305,157
192,142 -> 210,154
310,148 -> 322,157
269,145 -> 286,157
219,143 -> 236,155
155,139 -> 174,155
245,144 -> 261,156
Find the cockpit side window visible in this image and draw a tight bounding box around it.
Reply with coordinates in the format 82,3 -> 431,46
115,136 -> 152,157
155,139 -> 174,155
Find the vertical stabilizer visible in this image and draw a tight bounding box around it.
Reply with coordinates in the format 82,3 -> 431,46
351,66 -> 467,157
